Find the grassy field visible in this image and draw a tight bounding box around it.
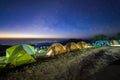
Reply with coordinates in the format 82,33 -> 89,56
0,46 -> 120,80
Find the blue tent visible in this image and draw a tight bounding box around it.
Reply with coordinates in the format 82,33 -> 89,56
94,40 -> 110,47
102,40 -> 110,46
94,40 -> 102,47
118,40 -> 120,44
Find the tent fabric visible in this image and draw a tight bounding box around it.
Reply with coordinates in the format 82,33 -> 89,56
38,49 -> 46,54
47,43 -> 66,57
118,40 -> 120,44
110,40 -> 119,45
80,41 -> 88,48
65,42 -> 78,52
77,41 -> 88,49
76,42 -> 82,49
0,56 -> 6,68
94,40 -> 110,47
6,44 -> 36,67
102,40 -> 110,46
23,44 -> 35,55
94,41 -> 102,47
46,49 -> 53,57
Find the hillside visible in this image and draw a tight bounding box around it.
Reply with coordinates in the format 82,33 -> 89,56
0,46 -> 120,80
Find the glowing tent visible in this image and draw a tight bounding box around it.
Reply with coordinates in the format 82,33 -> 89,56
94,40 -> 110,47
76,41 -> 88,48
94,41 -> 102,47
47,43 -> 66,57
80,41 -> 88,48
6,44 -> 36,67
76,42 -> 82,49
38,49 -> 46,54
102,40 -> 110,46
65,42 -> 78,52
110,40 -> 119,45
118,40 -> 120,44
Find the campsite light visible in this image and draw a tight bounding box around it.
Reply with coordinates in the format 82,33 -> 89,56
40,46 -> 42,49
87,43 -> 91,46
35,46 -> 39,52
43,46 -> 46,49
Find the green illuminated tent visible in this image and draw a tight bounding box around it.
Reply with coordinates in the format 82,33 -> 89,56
6,44 -> 36,67
38,49 -> 46,54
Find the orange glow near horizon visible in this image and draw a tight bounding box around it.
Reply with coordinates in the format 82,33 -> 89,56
0,34 -> 79,39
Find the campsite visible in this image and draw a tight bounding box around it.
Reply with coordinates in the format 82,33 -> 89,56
0,0 -> 120,79
0,40 -> 120,80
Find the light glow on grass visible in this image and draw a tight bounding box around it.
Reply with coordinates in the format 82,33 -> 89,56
111,45 -> 120,46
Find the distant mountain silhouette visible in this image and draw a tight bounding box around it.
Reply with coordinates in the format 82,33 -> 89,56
59,39 -> 83,45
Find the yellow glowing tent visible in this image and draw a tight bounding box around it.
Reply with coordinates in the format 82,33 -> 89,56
47,43 -> 66,57
65,42 -> 78,52
79,41 -> 88,48
6,44 -> 36,67
110,40 -> 119,45
76,42 -> 82,49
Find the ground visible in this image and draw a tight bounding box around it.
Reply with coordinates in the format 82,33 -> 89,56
0,46 -> 120,80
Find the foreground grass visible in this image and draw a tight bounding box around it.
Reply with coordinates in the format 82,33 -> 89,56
0,47 -> 120,80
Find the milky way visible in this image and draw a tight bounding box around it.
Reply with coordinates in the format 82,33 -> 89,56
0,0 -> 120,38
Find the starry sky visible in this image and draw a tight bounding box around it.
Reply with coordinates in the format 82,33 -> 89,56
0,0 -> 120,39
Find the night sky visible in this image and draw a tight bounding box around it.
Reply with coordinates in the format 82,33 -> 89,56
0,0 -> 120,39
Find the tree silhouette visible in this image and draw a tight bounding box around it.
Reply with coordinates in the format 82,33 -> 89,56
116,32 -> 120,39
92,34 -> 108,43
109,36 -> 116,40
